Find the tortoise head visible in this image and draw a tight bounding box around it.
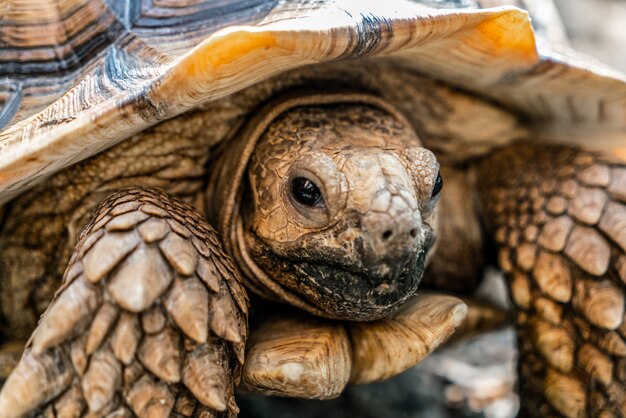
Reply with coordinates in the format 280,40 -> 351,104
209,94 -> 441,321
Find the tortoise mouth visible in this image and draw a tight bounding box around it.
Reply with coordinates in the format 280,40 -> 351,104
279,249 -> 428,321
246,236 -> 429,321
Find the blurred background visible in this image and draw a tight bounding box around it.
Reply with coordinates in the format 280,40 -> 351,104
239,1 -> 626,417
554,0 -> 626,72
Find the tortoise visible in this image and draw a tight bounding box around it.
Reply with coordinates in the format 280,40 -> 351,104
0,0 -> 625,417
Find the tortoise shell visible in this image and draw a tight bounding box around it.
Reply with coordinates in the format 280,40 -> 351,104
0,0 -> 625,203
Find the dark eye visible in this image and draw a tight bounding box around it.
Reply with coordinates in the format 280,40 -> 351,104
291,177 -> 323,207
431,171 -> 443,199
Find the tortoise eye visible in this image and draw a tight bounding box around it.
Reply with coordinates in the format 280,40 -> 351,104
431,171 -> 443,200
291,177 -> 323,207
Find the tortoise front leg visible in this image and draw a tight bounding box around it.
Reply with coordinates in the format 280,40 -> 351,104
0,187 -> 247,418
478,143 -> 626,418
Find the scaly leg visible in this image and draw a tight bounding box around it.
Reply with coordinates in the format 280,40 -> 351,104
0,187 -> 248,418
478,143 -> 626,417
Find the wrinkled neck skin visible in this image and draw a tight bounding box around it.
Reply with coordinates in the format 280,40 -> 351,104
210,94 -> 442,321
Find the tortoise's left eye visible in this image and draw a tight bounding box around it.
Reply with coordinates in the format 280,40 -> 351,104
291,177 -> 324,207
431,171 -> 443,200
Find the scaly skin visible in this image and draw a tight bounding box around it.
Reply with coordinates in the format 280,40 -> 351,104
0,188 -> 247,417
0,108 -> 222,339
478,143 -> 626,418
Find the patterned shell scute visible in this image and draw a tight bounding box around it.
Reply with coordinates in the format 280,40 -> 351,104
0,0 -> 625,206
0,0 -> 278,127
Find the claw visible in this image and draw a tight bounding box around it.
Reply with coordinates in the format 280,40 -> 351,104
0,348 -> 73,418
32,278 -> 100,354
183,342 -> 230,411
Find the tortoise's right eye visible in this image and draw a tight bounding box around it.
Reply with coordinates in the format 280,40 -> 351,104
291,177 -> 324,207
430,171 -> 443,200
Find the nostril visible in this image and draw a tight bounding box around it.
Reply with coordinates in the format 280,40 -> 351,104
409,228 -> 418,238
382,230 -> 393,240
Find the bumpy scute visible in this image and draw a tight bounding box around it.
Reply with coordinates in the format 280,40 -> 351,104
0,187 -> 248,418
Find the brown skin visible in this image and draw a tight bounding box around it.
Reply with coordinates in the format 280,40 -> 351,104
0,92 -> 625,418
